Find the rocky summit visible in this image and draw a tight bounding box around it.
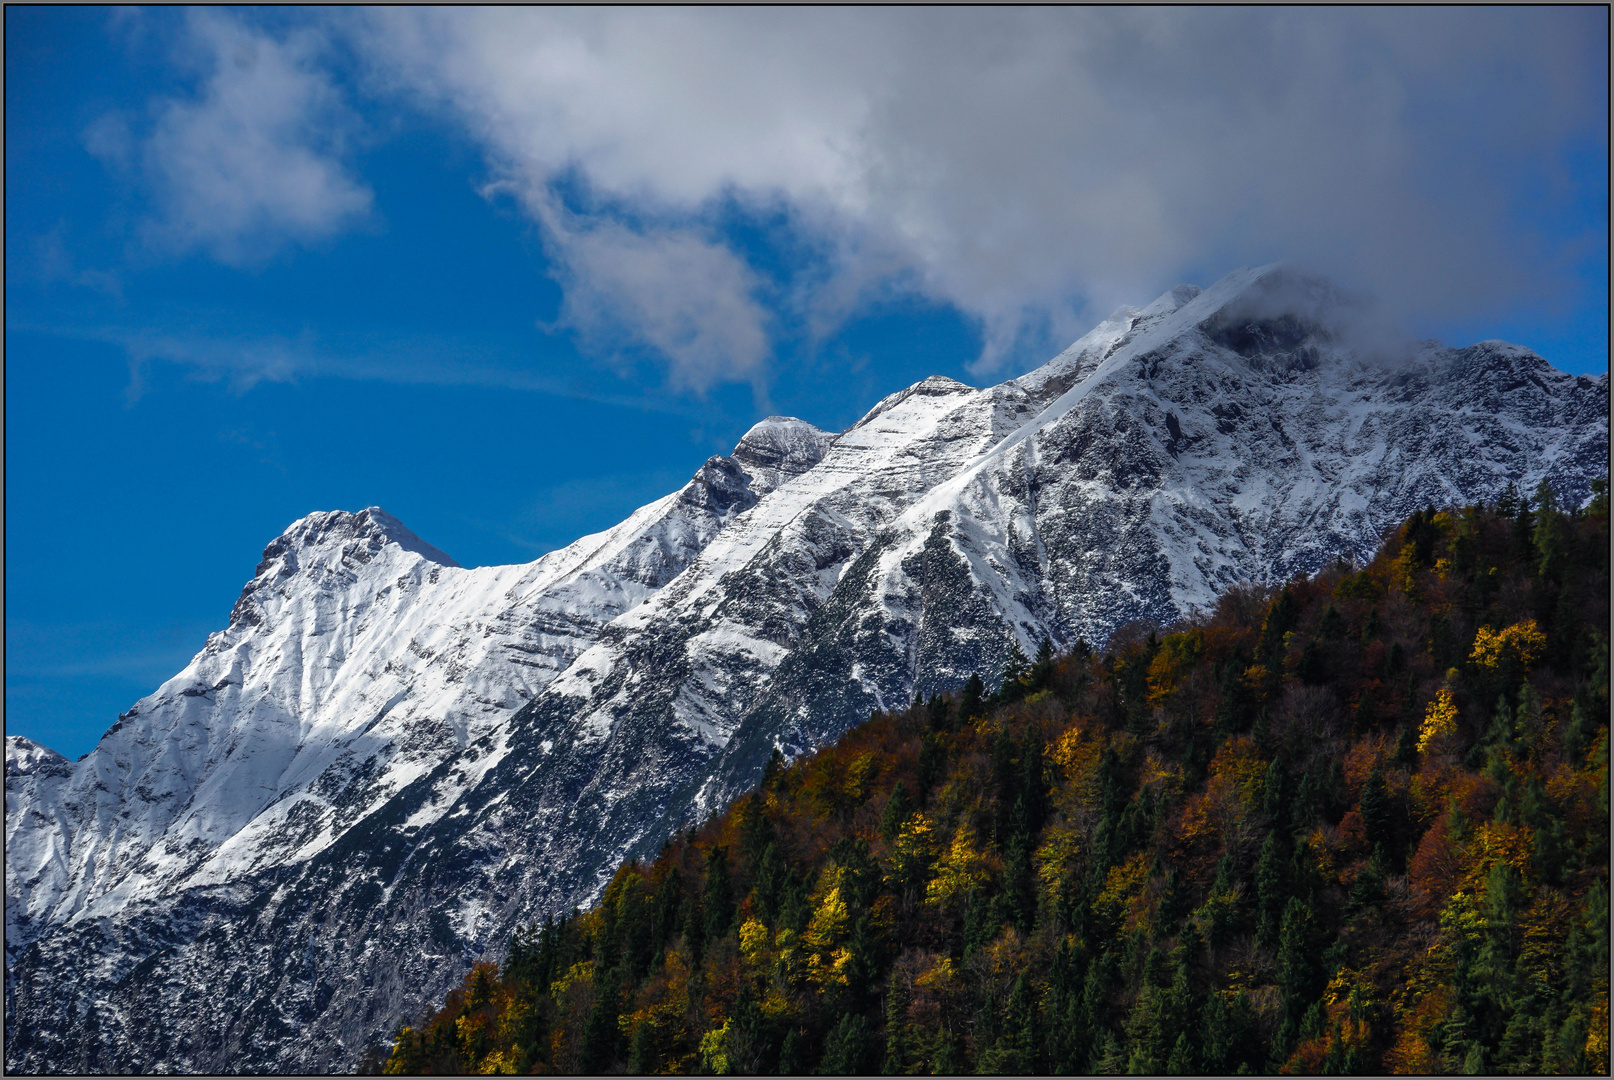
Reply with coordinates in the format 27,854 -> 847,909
5,264 -> 1607,1073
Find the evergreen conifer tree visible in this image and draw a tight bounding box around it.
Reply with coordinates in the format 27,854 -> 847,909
959,672 -> 985,723
882,971 -> 913,1075
818,1012 -> 872,1075
879,780 -> 915,842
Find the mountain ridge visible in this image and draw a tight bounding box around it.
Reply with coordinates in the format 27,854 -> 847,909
6,265 -> 1607,1074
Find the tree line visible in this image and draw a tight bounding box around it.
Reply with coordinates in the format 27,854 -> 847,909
381,482 -> 1609,1075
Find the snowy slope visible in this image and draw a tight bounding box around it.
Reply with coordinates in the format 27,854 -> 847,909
6,265 -> 1607,1074
3,427 -> 827,968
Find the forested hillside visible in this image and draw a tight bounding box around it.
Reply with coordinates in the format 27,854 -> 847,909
382,485 -> 1610,1075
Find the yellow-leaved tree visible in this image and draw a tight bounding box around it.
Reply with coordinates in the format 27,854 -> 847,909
924,822 -> 990,912
1469,619 -> 1546,671
1419,672 -> 1460,753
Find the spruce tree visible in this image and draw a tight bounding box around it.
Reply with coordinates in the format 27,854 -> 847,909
701,846 -> 735,944
879,780 -> 914,842
881,971 -> 912,1075
1277,897 -> 1322,1027
1359,765 -> 1394,850
777,1028 -> 808,1075
1166,1032 -> 1195,1075
1255,831 -> 1286,949
959,672 -> 985,724
818,1012 -> 872,1075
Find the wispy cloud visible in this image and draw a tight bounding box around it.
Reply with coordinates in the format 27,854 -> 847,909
88,9 -> 373,265
15,318 -> 745,421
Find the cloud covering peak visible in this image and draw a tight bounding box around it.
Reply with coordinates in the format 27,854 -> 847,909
89,7 -> 1610,386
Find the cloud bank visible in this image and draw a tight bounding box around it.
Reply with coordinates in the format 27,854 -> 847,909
94,7 -> 1609,385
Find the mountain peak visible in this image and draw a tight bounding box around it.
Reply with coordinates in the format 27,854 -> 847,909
1015,264 -> 1364,401
731,416 -> 836,499
5,735 -> 68,779
852,373 -> 978,431
225,509 -> 458,630
1186,263 -> 1367,357
262,508 -> 459,572
1138,282 -> 1203,318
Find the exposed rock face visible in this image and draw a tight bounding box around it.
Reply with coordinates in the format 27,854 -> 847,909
6,265 -> 1607,1074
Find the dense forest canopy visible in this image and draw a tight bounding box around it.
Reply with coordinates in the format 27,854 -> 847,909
382,483 -> 1610,1075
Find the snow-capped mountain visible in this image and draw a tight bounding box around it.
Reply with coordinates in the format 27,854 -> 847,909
6,265 -> 1607,1074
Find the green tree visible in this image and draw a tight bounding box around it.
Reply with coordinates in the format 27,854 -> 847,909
881,971 -> 913,1075
1255,831 -> 1287,949
979,971 -> 1040,1073
1000,640 -> 1031,692
578,966 -> 622,1073
702,846 -> 736,944
1277,897 -> 1322,1027
1202,990 -> 1259,1075
1165,1032 -> 1195,1075
959,673 -> 985,724
879,780 -> 915,843
818,1012 -> 873,1075
778,1029 -> 808,1076
1028,636 -> 1056,690
916,731 -> 946,799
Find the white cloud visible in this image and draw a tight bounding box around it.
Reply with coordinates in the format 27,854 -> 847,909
91,10 -> 373,264
521,189 -> 773,394
348,7 -> 1605,377
97,9 -> 1606,382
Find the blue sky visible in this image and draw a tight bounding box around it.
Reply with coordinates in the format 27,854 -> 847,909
7,8 -> 1608,759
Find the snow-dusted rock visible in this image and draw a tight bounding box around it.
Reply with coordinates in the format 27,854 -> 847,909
6,265 -> 1606,1074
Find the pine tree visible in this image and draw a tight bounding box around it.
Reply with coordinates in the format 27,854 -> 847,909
998,971 -> 1040,1072
1000,640 -> 1030,691
578,966 -> 621,1073
1261,587 -> 1300,660
1028,636 -> 1055,690
749,843 -> 787,926
990,726 -> 1019,847
682,890 -> 705,964
1348,844 -> 1389,915
818,1012 -> 872,1075
627,1018 -> 657,1075
881,971 -> 913,1075
1318,603 -> 1346,640
1261,758 -> 1287,831
916,731 -> 946,798
879,780 -> 915,842
778,1028 -> 808,1075
999,825 -> 1037,934
761,746 -> 786,790
1166,1032 -> 1195,1075
959,672 -> 985,724
1359,765 -> 1394,851
1255,831 -> 1286,949
738,791 -> 774,862
963,885 -> 998,959
1277,897 -> 1321,1026
701,846 -> 735,944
